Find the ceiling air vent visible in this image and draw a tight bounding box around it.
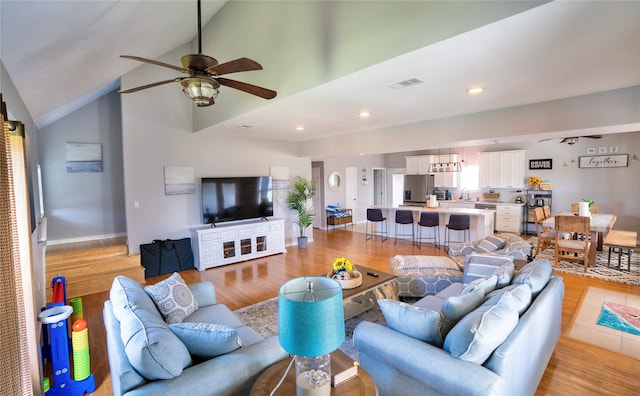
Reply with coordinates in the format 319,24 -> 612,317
389,78 -> 424,89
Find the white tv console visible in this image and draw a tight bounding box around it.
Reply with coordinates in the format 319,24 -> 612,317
190,218 -> 286,270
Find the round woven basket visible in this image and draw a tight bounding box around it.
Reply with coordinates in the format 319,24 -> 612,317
327,269 -> 362,289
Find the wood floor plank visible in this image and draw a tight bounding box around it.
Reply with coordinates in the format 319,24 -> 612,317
63,229 -> 639,395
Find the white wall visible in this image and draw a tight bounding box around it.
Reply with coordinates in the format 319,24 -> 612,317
39,89 -> 125,242
121,46 -> 310,253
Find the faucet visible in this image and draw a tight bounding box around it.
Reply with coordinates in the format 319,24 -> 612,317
459,188 -> 470,201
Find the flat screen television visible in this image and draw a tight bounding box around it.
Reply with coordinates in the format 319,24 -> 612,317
201,176 -> 273,225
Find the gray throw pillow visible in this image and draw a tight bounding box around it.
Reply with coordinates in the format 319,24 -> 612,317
476,235 -> 506,253
511,259 -> 553,298
145,272 -> 198,324
485,284 -> 532,316
440,288 -> 484,337
110,276 -> 192,379
169,322 -> 242,359
463,253 -> 514,286
378,299 -> 443,347
443,293 -> 519,364
462,275 -> 498,296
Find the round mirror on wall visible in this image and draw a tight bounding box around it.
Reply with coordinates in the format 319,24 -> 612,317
328,171 -> 342,191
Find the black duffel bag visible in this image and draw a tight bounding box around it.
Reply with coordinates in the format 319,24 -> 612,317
140,238 -> 194,278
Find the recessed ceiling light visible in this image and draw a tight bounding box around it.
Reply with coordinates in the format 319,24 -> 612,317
295,126 -> 304,131
466,87 -> 485,94
359,111 -> 371,118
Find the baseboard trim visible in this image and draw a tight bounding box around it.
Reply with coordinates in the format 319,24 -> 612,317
47,232 -> 127,246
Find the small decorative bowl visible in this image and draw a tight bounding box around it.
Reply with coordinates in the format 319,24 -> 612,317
327,269 -> 362,289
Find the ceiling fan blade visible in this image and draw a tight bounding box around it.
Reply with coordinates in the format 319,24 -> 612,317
121,55 -> 188,73
119,78 -> 180,94
216,77 -> 277,99
206,57 -> 263,75
538,138 -> 554,142
582,135 -> 603,139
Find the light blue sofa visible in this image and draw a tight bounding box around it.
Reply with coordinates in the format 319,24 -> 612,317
103,275 -> 288,396
354,259 -> 564,396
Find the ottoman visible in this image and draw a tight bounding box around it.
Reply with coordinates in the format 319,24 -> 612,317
390,255 -> 463,298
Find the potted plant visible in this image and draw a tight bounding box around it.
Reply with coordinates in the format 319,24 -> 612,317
286,176 -> 316,248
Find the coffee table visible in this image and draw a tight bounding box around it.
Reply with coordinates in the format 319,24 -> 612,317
250,349 -> 378,395
339,265 -> 397,319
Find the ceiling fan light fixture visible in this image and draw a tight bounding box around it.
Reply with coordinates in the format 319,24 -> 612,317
181,78 -> 219,106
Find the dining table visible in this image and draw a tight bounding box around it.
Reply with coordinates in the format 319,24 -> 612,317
541,212 -> 617,265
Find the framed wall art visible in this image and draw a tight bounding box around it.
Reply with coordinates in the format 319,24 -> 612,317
164,166 -> 195,195
578,154 -> 628,169
66,142 -> 102,173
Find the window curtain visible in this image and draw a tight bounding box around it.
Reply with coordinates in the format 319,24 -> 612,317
0,113 -> 35,393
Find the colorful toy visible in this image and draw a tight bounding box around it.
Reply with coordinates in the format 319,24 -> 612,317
39,276 -> 95,395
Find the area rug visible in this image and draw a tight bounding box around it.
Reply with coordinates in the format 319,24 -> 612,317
529,237 -> 640,286
597,301 -> 640,336
233,297 -> 386,360
568,287 -> 640,359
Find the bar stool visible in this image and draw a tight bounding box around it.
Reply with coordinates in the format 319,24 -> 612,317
416,212 -> 440,249
445,214 -> 470,247
365,208 -> 388,242
394,210 -> 415,245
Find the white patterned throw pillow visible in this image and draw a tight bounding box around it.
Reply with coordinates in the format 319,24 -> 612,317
145,272 -> 198,324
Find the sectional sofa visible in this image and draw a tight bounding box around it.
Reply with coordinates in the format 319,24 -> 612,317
103,274 -> 288,395
354,258 -> 564,396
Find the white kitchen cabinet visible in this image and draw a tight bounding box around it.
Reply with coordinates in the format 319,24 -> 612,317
406,156 -> 420,174
405,156 -> 431,174
495,203 -> 523,233
499,150 -> 525,188
431,154 -> 459,188
479,150 -> 525,189
478,152 -> 500,188
191,218 -> 286,270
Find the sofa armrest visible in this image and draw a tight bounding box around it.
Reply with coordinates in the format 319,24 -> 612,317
354,322 -> 504,396
188,281 -> 217,307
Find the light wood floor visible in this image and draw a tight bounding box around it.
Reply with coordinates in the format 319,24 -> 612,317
75,228 -> 639,395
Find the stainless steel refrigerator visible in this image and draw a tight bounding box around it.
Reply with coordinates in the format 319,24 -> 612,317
403,174 -> 435,204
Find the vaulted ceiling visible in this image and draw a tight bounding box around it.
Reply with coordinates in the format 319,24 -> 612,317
2,1 -> 639,146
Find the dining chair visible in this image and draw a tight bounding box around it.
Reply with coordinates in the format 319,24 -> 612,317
416,211 -> 440,249
394,210 -> 415,245
533,207 -> 555,256
570,203 -> 601,247
554,214 -> 591,272
540,205 -> 553,233
445,214 -> 470,247
365,208 -> 388,242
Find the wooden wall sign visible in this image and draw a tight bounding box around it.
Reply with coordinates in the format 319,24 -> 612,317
529,158 -> 553,170
578,154 -> 628,168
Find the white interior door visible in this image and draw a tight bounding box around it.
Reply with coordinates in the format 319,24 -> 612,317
345,167 -> 358,223
312,167 -> 322,229
373,168 -> 387,205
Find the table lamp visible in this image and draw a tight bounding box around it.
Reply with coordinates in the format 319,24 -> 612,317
278,276 -> 345,396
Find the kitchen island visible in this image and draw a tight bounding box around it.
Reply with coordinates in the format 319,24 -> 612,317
373,205 -> 495,243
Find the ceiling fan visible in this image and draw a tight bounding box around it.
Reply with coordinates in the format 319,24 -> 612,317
538,135 -> 602,145
119,0 -> 276,107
